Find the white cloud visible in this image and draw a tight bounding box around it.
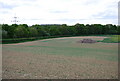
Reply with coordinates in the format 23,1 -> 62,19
0,0 -> 119,25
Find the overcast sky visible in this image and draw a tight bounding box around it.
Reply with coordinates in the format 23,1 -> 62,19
0,0 -> 119,25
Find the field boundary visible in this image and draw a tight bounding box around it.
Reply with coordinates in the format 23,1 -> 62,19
2,35 -> 117,44
3,36 -> 109,45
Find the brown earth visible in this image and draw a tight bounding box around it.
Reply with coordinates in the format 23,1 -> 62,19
2,36 -> 118,79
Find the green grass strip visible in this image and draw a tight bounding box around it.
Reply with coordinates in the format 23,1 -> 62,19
101,35 -> 120,43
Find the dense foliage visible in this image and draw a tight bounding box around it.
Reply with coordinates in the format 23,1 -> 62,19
1,23 -> 119,39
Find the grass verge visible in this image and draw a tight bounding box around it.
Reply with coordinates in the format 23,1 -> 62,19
1,35 -> 73,44
101,35 -> 120,43
1,35 -> 119,44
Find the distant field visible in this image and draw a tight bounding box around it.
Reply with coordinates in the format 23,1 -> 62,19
101,35 -> 120,43
2,36 -> 118,79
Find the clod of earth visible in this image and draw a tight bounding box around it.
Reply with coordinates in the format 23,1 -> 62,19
77,39 -> 97,43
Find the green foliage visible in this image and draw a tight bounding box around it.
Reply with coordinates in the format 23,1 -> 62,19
28,27 -> 38,37
1,23 -> 119,43
117,26 -> 120,34
14,24 -> 29,38
2,30 -> 8,38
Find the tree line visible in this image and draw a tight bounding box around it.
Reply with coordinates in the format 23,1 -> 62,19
1,23 -> 120,39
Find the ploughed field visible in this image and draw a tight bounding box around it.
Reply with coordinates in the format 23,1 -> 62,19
2,36 -> 118,79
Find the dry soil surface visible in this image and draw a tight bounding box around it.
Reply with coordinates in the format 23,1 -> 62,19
2,36 -> 118,79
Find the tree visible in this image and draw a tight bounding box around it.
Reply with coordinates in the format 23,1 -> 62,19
8,24 -> 18,38
1,23 -> 118,39
109,25 -> 117,34
2,30 -> 8,38
83,25 -> 89,35
117,25 -> 120,34
92,24 -> 103,34
59,24 -> 70,36
33,24 -> 51,36
14,24 -> 29,38
49,26 -> 61,36
74,23 -> 85,35
28,27 -> 38,37
67,26 -> 77,36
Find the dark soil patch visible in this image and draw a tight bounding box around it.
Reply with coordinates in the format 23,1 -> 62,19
77,39 -> 97,43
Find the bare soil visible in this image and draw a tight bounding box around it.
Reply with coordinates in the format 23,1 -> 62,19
2,36 -> 118,79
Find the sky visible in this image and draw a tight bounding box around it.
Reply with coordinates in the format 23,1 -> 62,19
0,0 -> 119,25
